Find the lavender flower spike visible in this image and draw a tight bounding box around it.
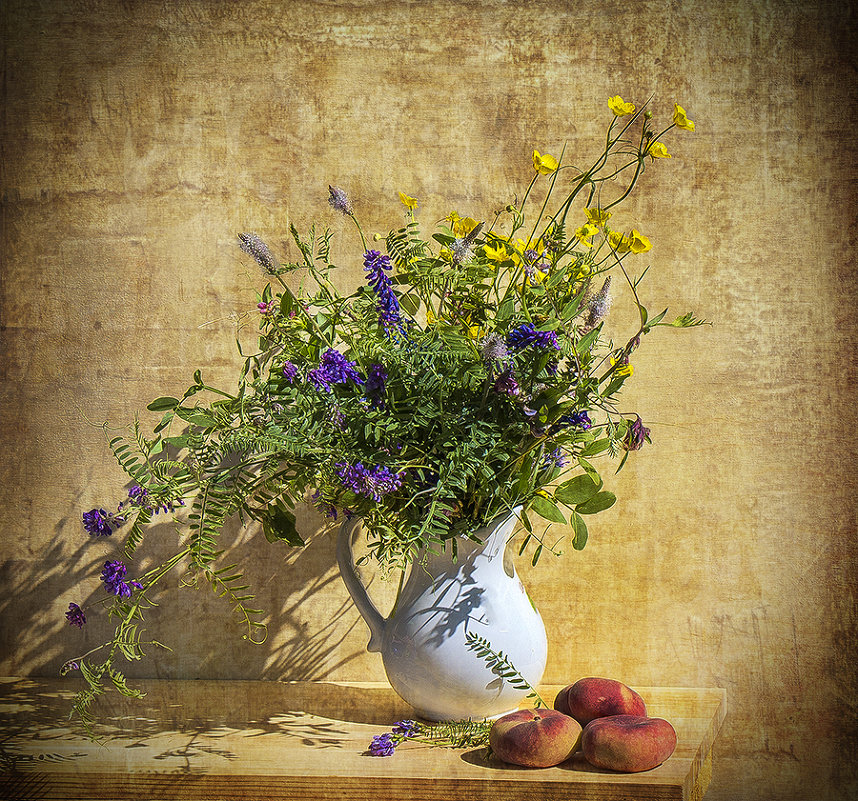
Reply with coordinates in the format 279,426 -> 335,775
100,560 -> 143,598
282,360 -> 298,383
238,232 -> 278,274
308,349 -> 364,392
368,733 -> 397,756
363,250 -> 402,327
328,185 -> 353,216
65,602 -> 86,628
623,415 -> 651,451
582,276 -> 612,332
480,333 -> 509,363
392,720 -> 420,738
507,322 -> 560,351
83,508 -> 123,537
493,367 -> 520,397
365,363 -> 388,407
336,462 -> 404,502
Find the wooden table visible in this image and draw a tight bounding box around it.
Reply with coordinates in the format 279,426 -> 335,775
0,677 -> 725,801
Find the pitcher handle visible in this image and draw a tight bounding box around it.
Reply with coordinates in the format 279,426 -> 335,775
336,517 -> 386,653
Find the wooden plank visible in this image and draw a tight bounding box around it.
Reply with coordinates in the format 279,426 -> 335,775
0,678 -> 725,801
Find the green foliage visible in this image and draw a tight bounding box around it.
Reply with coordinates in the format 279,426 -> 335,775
65,98 -> 705,732
465,632 -> 548,708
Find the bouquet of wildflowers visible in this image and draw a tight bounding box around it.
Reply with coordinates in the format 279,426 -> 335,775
64,98 -> 703,727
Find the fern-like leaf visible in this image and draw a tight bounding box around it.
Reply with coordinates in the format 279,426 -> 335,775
465,632 -> 547,708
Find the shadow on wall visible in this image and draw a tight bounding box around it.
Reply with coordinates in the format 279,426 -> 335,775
0,502 -> 369,685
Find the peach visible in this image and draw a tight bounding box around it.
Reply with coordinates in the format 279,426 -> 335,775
554,677 -> 646,726
582,714 -> 677,773
489,708 -> 582,768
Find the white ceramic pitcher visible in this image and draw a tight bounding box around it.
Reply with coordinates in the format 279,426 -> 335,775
336,508 -> 548,721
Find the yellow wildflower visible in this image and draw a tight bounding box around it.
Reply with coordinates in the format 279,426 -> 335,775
575,223 -> 600,246
466,323 -> 486,339
584,207 -> 612,227
611,358 -> 634,377
648,142 -> 672,159
482,239 -> 509,262
628,229 -> 652,254
673,104 -> 695,131
608,95 -> 636,116
608,231 -> 631,254
532,150 -> 559,175
398,191 -> 418,210
445,211 -> 479,237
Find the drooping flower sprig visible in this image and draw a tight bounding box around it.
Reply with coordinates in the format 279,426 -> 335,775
367,718 -> 495,756
64,97 -> 706,731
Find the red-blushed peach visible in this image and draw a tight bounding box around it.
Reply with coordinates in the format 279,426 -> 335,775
581,714 -> 677,773
554,677 -> 647,726
489,708 -> 582,768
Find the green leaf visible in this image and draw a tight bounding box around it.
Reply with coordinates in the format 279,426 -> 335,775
554,474 -> 602,505
528,495 -> 566,524
146,397 -> 179,412
561,295 -> 585,321
575,491 -> 617,515
580,438 -> 611,456
173,407 -> 217,427
576,457 -> 602,486
669,311 -> 709,328
571,512 -> 589,550
576,327 -> 600,354
497,297 -> 515,321
153,412 -> 174,434
262,505 -> 305,547
400,293 -> 421,315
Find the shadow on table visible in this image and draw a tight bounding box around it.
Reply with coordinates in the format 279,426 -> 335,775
460,747 -> 620,775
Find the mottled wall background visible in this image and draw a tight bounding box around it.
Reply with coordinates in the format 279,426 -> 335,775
1,0 -> 856,798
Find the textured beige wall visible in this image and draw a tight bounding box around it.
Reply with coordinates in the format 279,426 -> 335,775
1,0 -> 856,798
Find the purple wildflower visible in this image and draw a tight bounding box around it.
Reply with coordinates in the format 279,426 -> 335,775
127,485 -> 148,504
368,733 -> 397,757
365,364 -> 388,407
392,720 -> 420,738
328,185 -> 353,216
623,416 -> 651,451
238,233 -> 278,274
564,411 -> 592,429
119,486 -> 184,516
336,462 -> 404,502
83,508 -> 123,537
547,410 -> 591,436
282,361 -> 298,383
493,367 -> 520,397
311,490 -> 339,521
100,560 -> 142,599
308,349 -> 364,392
65,603 -> 86,628
257,300 -> 276,314
507,323 -> 560,351
363,250 -> 402,326
543,447 -> 568,469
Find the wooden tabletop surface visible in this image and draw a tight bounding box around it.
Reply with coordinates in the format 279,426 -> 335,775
0,677 -> 725,801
